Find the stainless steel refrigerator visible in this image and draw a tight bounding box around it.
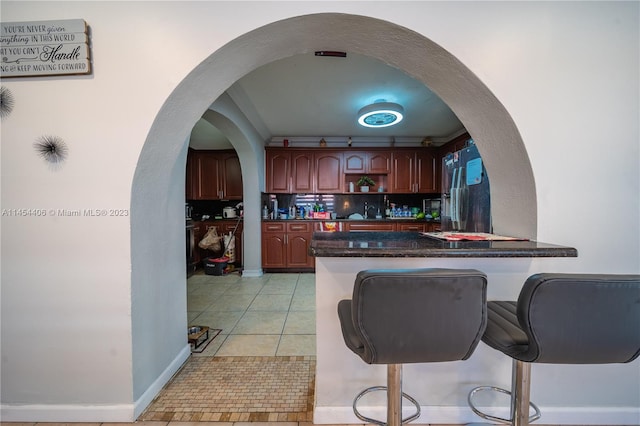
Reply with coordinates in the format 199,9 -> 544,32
441,144 -> 491,232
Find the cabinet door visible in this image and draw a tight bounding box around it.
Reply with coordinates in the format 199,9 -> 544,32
287,222 -> 314,268
195,152 -> 221,199
315,151 -> 343,193
344,152 -> 367,174
415,150 -> 438,193
193,224 -> 204,264
221,154 -> 243,199
287,233 -> 314,268
186,149 -> 198,199
262,222 -> 287,268
368,151 -> 391,174
390,152 -> 414,193
291,152 -> 314,193
266,151 -> 291,193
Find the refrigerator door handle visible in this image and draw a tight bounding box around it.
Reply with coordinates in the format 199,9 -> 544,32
451,167 -> 459,229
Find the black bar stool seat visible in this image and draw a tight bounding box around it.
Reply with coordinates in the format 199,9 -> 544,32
468,273 -> 640,426
338,268 -> 488,426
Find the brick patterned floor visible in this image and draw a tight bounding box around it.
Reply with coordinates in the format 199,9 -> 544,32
139,356 -> 316,422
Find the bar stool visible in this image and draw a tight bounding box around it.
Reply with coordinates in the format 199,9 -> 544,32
338,268 -> 488,426
468,273 -> 640,426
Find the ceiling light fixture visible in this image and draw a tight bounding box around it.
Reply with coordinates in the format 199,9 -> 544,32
357,100 -> 404,128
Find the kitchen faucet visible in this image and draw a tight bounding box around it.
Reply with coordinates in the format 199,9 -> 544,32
364,202 -> 375,219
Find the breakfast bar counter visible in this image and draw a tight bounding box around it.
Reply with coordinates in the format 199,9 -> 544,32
310,231 -> 580,425
309,231 -> 578,258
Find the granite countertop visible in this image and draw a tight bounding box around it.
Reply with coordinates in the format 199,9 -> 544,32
309,231 -> 578,258
263,218 -> 441,222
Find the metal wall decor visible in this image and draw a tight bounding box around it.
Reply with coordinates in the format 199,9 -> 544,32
34,135 -> 68,164
0,86 -> 14,118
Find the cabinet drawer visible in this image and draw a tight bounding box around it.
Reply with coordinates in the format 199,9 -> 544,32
397,223 -> 426,232
221,223 -> 242,233
346,222 -> 396,232
287,222 -> 312,233
263,222 -> 286,232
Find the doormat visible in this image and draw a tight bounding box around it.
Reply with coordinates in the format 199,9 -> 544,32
190,328 -> 221,353
139,356 -> 315,422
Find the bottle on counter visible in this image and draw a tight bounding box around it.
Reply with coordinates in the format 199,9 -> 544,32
262,204 -> 269,219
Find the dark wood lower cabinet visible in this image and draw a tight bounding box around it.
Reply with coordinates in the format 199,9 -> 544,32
261,220 -> 440,271
262,221 -> 314,271
194,220 -> 243,267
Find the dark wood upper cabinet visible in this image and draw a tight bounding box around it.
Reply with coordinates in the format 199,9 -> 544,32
344,152 -> 367,174
196,152 -> 222,199
343,150 -> 391,174
266,149 -> 340,193
315,151 -> 343,193
367,151 -> 391,174
439,132 -> 471,156
186,149 -> 243,200
266,147 -> 439,194
266,150 -> 291,193
291,152 -> 314,193
390,151 -> 415,193
391,149 -> 438,194
220,152 -> 243,199
415,149 -> 438,193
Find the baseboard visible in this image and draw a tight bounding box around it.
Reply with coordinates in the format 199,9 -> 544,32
313,405 -> 640,425
241,268 -> 263,277
0,403 -> 135,423
0,344 -> 191,422
133,343 -> 191,419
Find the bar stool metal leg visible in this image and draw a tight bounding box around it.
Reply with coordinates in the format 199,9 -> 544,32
513,359 -> 535,426
388,364 -> 402,426
468,359 -> 541,426
352,364 -> 421,426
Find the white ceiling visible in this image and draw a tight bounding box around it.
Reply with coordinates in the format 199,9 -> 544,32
189,52 -> 465,150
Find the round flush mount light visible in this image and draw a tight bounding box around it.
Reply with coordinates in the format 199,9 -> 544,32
357,100 -> 404,128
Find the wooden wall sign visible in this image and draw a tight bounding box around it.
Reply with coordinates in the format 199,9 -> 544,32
0,19 -> 91,78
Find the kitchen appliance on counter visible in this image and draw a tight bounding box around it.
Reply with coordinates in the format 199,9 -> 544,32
441,144 -> 491,232
223,206 -> 237,218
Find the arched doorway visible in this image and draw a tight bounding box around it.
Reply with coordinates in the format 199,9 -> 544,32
129,12 -> 536,409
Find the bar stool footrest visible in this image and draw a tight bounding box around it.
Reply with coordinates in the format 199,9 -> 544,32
468,385 -> 541,424
353,385 -> 421,426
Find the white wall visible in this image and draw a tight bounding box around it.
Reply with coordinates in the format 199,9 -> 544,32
1,1 -> 637,423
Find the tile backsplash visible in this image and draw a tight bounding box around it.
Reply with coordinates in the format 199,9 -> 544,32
262,193 -> 440,219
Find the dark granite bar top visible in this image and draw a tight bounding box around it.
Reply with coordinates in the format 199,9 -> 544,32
309,231 -> 578,258
263,218 -> 440,223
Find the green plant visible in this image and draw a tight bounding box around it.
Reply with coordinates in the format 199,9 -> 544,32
356,175 -> 376,187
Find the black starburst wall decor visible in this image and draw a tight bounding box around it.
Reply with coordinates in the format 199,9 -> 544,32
34,135 -> 69,165
0,86 -> 15,119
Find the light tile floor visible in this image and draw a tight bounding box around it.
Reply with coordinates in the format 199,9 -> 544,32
187,271 -> 316,357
